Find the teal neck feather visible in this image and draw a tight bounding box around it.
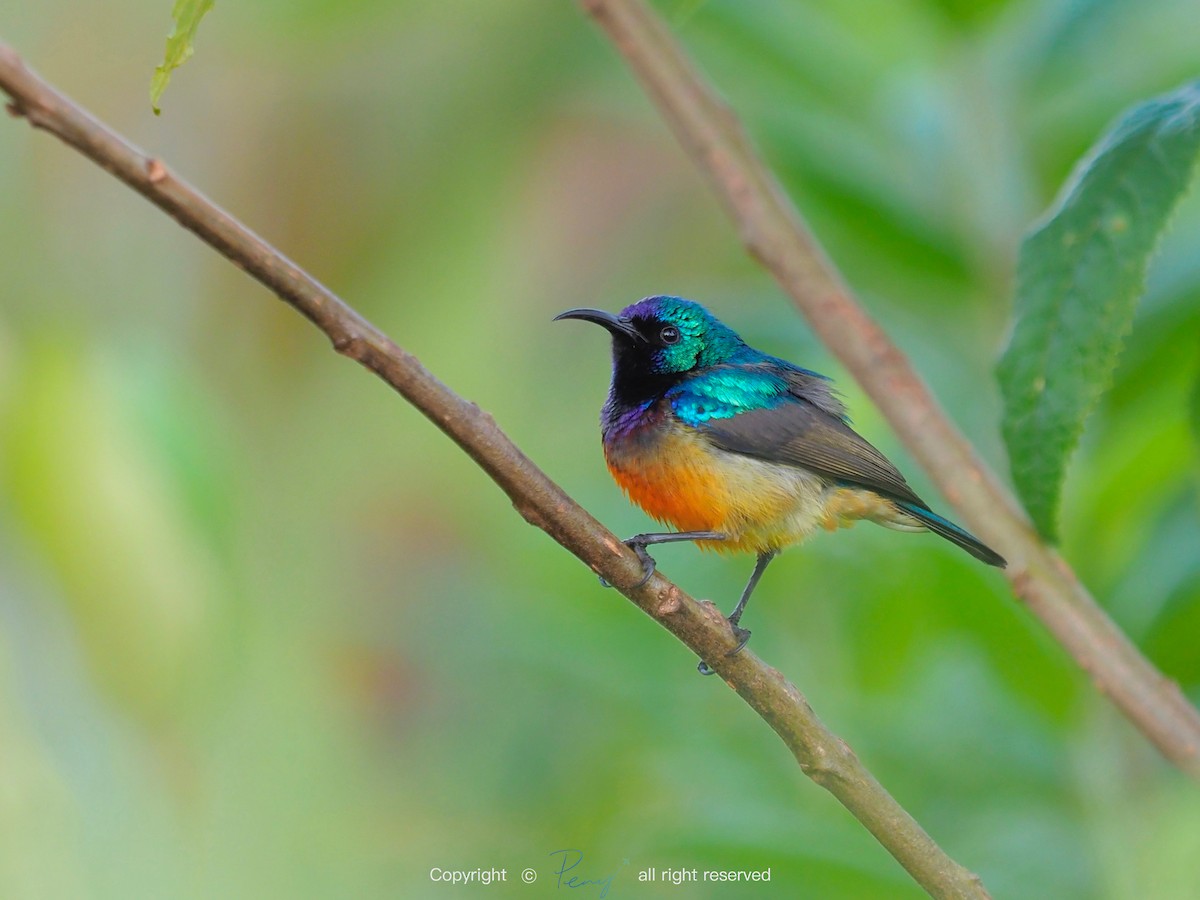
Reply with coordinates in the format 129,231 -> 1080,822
667,366 -> 790,426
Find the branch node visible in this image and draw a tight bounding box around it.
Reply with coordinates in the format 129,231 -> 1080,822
511,498 -> 549,532
332,331 -> 368,361
146,158 -> 167,184
654,587 -> 681,618
798,745 -> 848,788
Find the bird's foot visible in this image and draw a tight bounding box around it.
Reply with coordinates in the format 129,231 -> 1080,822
626,541 -> 658,587
597,539 -> 657,589
729,625 -> 752,656
696,625 -> 753,676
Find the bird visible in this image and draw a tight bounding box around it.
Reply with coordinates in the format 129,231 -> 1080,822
555,295 -> 1005,675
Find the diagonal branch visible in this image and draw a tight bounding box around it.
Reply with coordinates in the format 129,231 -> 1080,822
579,0 -> 1200,777
0,39 -> 990,900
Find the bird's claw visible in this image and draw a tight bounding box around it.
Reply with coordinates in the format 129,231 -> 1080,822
597,540 -> 657,589
728,625 -> 751,656
627,542 -> 657,587
696,625 -> 753,675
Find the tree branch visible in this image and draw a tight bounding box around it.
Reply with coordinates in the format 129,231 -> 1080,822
0,39 -> 991,899
579,0 -> 1200,777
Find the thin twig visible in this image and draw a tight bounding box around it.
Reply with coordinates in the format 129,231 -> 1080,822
0,39 -> 991,900
579,0 -> 1200,777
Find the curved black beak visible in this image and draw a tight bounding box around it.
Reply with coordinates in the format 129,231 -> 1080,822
553,307 -> 644,343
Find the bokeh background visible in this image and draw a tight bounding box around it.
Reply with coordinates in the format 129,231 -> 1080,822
2,1 -> 1199,897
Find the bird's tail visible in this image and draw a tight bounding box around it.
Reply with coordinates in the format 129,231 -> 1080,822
894,500 -> 1006,568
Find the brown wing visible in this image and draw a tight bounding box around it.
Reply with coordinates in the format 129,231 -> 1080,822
702,398 -> 928,508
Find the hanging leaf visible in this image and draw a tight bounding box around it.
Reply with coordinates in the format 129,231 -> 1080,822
150,0 -> 215,115
996,80 -> 1200,541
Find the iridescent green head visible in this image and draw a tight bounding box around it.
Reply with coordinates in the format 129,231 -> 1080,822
553,296 -> 747,386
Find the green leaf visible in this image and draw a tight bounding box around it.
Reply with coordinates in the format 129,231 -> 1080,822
1191,358 -> 1200,467
150,0 -> 215,115
997,80 -> 1200,541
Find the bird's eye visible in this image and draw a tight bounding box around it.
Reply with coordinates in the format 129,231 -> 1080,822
660,325 -> 680,345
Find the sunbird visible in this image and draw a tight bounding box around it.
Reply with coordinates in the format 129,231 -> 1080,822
556,296 -> 1005,674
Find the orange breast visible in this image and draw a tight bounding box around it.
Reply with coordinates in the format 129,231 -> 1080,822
606,428 -> 732,535
602,418 -> 809,554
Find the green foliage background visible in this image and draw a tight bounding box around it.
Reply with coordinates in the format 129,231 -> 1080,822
1,0 -> 1198,897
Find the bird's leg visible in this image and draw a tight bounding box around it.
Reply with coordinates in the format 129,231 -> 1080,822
698,550 -> 777,676
598,531 -> 727,589
726,550 -> 776,638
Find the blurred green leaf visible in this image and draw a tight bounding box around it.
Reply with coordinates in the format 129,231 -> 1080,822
997,80 -> 1200,541
150,0 -> 214,115
1144,574 -> 1200,686
1191,354 -> 1200,451
0,342 -> 216,727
